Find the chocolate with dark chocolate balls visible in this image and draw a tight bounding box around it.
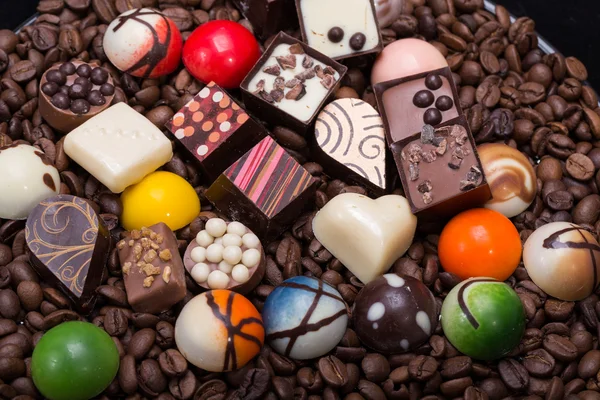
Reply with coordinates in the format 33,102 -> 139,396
117,223 -> 186,315
392,116 -> 491,216
38,60 -> 114,133
374,67 -> 461,144
240,32 -> 347,134
24,195 -> 110,313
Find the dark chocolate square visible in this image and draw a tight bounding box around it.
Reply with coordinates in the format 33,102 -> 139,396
166,81 -> 267,182
231,0 -> 299,39
391,116 -> 491,217
205,135 -> 318,240
374,67 -> 462,145
240,32 -> 347,134
295,0 -> 383,61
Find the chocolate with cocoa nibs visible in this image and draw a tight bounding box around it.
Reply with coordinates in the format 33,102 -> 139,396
241,32 -> 346,133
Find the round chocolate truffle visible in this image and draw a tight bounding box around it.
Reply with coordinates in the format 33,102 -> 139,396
263,276 -> 348,360
441,278 -> 525,361
423,108 -> 442,125
523,222 -> 600,301
328,27 -> 344,43
425,73 -> 443,90
353,274 -> 438,353
478,143 -> 536,218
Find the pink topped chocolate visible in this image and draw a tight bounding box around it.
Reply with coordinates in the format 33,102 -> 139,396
39,60 -> 115,133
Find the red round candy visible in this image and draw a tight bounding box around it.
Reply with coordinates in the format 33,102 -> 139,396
182,21 -> 261,89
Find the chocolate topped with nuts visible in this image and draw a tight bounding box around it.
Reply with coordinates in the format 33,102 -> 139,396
117,222 -> 186,314
393,117 -> 490,216
39,61 -> 115,133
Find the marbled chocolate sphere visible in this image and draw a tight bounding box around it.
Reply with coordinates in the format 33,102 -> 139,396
478,143 -> 536,218
441,278 -> 525,361
523,222 -> 600,301
263,276 -> 348,360
353,274 -> 438,353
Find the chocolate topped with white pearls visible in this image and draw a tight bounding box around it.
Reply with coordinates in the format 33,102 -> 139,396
183,218 -> 266,294
352,273 -> 438,353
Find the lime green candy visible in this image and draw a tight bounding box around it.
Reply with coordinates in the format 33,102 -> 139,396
441,277 -> 525,361
32,321 -> 120,400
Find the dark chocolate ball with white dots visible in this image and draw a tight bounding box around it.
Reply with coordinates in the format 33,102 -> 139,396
353,273 -> 438,353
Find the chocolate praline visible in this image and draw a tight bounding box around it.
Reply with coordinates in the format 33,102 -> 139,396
353,273 -> 438,353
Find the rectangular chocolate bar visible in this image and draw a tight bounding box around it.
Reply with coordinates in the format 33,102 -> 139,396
166,81 -> 267,183
25,195 -> 109,314
391,116 -> 491,216
205,135 -> 318,240
296,0 -> 383,60
374,67 -> 461,145
240,32 -> 347,134
117,222 -> 186,314
232,0 -> 298,39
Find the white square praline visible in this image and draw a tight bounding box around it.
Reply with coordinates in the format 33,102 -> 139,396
298,0 -> 381,59
64,103 -> 173,193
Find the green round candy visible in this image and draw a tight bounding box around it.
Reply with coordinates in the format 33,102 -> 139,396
32,321 -> 120,400
441,277 -> 525,361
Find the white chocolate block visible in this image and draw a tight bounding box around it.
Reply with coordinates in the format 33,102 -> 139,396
313,193 -> 417,284
247,43 -> 340,122
298,0 -> 381,59
64,103 -> 173,193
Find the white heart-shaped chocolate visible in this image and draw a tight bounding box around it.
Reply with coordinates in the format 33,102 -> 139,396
315,99 -> 386,190
313,193 -> 417,284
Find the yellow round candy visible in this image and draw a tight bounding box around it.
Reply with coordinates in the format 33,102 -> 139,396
121,171 -> 200,231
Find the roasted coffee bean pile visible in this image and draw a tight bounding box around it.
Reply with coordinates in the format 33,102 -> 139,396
1,0 -> 600,399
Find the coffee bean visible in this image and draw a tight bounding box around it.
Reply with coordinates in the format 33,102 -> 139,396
408,355 -> 438,382
16,281 -> 43,312
92,0 -> 118,24
158,349 -> 187,377
104,307 -> 128,336
361,353 -> 389,383
235,368 -> 271,399
543,334 -> 578,362
523,348 -> 555,377
0,289 -> 21,319
0,357 -> 26,381
566,153 -> 595,181
196,379 -> 227,400
318,356 -> 348,388
572,194 -> 600,224
565,56 -> 588,81
441,356 -> 472,379
128,328 -> 156,360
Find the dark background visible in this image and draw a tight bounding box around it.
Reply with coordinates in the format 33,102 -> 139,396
1,0 -> 599,88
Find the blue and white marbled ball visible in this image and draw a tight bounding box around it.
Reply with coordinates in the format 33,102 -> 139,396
263,276 -> 348,360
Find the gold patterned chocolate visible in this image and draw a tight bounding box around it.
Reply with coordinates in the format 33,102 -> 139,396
25,195 -> 110,312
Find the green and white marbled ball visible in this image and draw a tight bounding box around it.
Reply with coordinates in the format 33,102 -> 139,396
441,277 -> 525,361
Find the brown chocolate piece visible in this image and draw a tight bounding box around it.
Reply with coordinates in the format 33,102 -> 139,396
231,0 -> 298,39
240,32 -> 347,134
392,117 -> 491,217
205,136 -> 317,241
38,61 -> 115,133
25,195 -> 110,313
117,223 -> 186,314
165,81 -> 267,183
374,67 -> 460,145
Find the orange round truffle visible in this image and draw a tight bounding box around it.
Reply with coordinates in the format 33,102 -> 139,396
438,208 -> 522,281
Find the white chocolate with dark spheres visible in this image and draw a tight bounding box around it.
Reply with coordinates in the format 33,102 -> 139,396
352,273 -> 438,353
478,143 -> 536,218
183,218 -> 265,294
0,144 -> 60,220
371,38 -> 448,84
523,222 -> 600,301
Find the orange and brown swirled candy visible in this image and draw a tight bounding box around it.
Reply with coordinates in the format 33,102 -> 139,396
174,290 -> 264,372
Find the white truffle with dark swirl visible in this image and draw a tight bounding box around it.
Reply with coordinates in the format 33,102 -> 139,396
183,218 -> 266,294
313,98 -> 387,194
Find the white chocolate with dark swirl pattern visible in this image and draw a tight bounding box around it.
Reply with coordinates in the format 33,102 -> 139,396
315,99 -> 386,190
